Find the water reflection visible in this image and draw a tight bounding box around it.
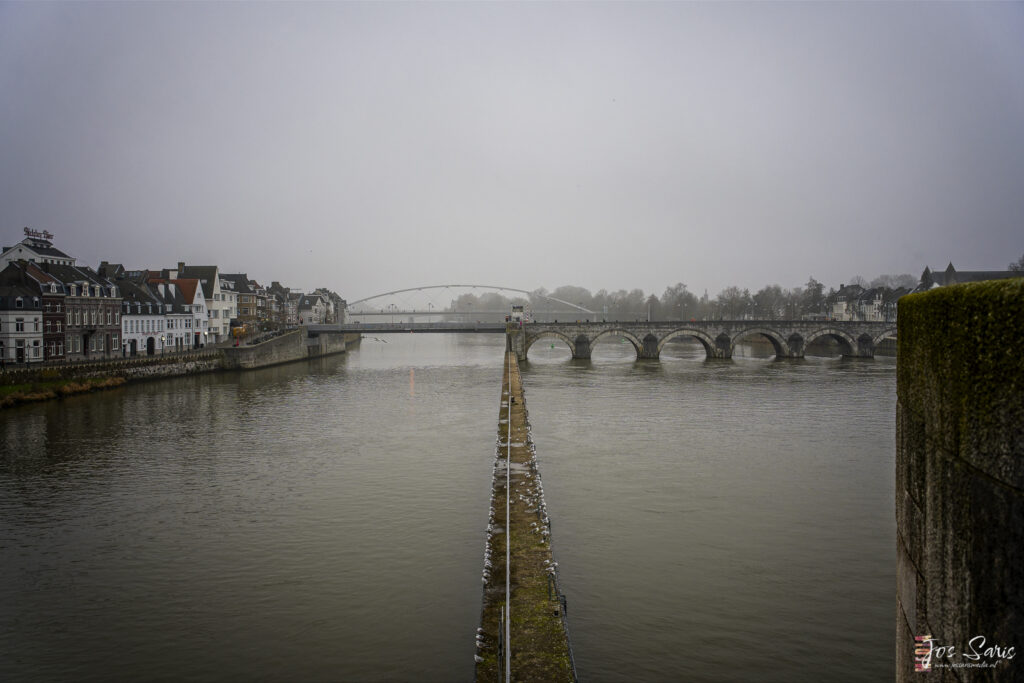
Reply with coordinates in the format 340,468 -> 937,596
1,333 -> 895,682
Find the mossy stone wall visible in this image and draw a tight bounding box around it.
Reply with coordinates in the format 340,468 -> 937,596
896,278 -> 1024,680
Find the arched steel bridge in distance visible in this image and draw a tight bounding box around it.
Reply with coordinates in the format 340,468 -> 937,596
345,284 -> 598,318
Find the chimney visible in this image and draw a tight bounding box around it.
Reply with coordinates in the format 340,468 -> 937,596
178,261 -> 186,273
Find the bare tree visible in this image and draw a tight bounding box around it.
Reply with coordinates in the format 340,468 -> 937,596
1009,253 -> 1024,272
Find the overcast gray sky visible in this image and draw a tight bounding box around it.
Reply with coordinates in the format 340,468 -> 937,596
2,1 -> 1022,298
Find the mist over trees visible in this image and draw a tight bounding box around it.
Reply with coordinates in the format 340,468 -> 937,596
444,272 -> 919,322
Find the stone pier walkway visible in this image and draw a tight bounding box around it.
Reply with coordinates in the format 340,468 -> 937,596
475,351 -> 575,683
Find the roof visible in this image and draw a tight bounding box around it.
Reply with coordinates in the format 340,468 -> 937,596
915,263 -> 1020,293
0,281 -> 44,309
97,261 -> 126,279
297,294 -> 324,310
172,278 -> 202,306
220,273 -> 254,294
177,266 -> 219,298
2,237 -> 74,261
118,279 -> 160,306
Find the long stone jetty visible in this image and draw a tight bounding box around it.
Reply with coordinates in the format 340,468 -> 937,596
475,350 -> 576,682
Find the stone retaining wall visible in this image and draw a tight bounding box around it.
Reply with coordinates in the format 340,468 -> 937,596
896,278 -> 1023,680
0,350 -> 223,386
221,329 -> 359,370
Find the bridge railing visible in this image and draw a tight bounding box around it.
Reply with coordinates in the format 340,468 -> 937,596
310,321 -> 508,333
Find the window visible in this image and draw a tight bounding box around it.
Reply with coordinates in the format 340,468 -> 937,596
45,320 -> 52,333
15,297 -> 23,308
15,319 -> 24,332
56,303 -> 61,312
107,311 -> 112,325
34,319 -> 40,332
56,321 -> 61,333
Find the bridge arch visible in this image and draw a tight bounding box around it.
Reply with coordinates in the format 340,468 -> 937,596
872,327 -> 898,347
731,327 -> 790,359
805,327 -> 858,357
524,330 -> 577,359
589,329 -> 644,357
656,328 -> 717,359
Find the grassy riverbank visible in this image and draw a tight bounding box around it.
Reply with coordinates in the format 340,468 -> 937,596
0,376 -> 127,409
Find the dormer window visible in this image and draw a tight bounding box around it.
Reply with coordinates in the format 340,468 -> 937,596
15,297 -> 23,308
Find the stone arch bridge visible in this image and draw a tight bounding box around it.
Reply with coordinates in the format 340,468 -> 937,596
508,320 -> 896,361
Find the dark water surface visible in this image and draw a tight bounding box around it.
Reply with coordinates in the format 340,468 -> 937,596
1,334 -> 895,681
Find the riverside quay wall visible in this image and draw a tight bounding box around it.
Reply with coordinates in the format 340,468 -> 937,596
1,329 -> 360,407
221,328 -> 360,370
896,278 -> 1024,680
476,350 -> 576,683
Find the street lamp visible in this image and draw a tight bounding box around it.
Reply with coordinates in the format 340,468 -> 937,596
160,335 -> 165,354
428,302 -> 433,322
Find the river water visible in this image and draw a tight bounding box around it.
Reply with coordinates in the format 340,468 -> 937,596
0,333 -> 895,682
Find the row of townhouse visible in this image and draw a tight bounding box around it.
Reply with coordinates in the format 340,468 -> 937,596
827,284 -> 909,322
827,263 -> 1023,323
0,257 -> 122,363
0,230 -> 346,364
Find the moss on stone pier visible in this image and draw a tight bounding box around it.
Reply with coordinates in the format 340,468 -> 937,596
895,277 -> 1024,682
476,352 -> 575,683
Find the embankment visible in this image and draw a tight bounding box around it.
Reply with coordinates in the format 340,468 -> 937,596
221,329 -> 360,370
1,329 -> 360,408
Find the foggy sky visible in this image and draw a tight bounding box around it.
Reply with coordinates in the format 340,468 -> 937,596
2,1 -> 1022,298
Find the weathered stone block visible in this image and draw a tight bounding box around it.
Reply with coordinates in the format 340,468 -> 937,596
896,278 -> 1024,682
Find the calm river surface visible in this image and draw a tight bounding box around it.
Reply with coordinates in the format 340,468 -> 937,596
1,333 -> 895,682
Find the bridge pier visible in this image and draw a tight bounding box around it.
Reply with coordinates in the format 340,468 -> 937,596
638,333 -> 659,360
713,333 -> 732,359
783,333 -> 805,359
853,334 -> 875,358
507,327 -> 527,362
572,335 -> 591,360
